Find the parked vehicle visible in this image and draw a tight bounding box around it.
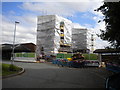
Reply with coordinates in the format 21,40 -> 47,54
106,73 -> 120,90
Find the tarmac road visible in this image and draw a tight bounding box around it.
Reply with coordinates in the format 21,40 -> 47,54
2,61 -> 113,88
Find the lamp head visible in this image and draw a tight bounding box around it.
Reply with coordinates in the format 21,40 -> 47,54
15,21 -> 20,23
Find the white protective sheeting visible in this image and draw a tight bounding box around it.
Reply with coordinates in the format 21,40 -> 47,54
36,15 -> 72,56
72,28 -> 88,49
55,15 -> 72,45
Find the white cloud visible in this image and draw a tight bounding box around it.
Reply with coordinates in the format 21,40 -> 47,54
2,14 -> 37,44
20,1 -> 104,17
2,1 -> 109,49
2,0 -> 104,2
72,23 -> 86,29
91,20 -> 110,49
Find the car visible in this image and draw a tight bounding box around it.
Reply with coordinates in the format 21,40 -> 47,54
106,72 -> 120,90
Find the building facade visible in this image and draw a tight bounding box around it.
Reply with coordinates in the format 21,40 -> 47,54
36,15 -> 95,56
72,28 -> 88,53
36,15 -> 72,56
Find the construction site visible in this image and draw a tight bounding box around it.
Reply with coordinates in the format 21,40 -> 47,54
36,15 -> 95,58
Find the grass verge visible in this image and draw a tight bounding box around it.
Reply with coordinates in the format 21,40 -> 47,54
0,63 -> 22,76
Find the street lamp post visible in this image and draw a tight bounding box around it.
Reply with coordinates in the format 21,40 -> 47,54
11,21 -> 19,65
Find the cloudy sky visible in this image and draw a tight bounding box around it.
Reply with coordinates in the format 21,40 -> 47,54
1,0 -> 110,49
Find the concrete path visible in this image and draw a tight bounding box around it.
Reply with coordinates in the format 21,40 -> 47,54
2,61 -> 113,88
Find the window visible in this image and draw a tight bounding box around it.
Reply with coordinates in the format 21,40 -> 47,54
60,37 -> 64,39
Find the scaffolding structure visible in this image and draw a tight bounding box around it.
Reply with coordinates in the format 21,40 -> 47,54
72,28 -> 88,50
36,15 -> 95,57
36,15 -> 72,56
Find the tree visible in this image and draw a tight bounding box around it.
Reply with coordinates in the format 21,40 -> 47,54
96,2 -> 120,48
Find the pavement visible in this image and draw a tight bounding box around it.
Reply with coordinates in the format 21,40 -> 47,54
2,61 -> 113,88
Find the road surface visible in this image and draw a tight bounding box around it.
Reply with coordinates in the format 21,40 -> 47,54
2,61 -> 113,88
